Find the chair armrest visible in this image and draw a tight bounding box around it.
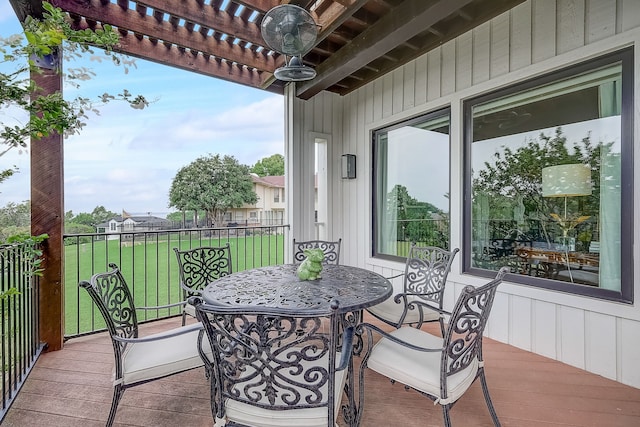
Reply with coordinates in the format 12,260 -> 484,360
137,300 -> 187,311
336,326 -> 354,371
179,284 -> 204,296
357,323 -> 441,353
408,300 -> 450,317
392,292 -> 449,314
385,273 -> 404,281
112,322 -> 203,343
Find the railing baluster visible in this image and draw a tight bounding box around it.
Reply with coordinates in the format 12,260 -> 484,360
63,224 -> 289,339
0,241 -> 46,422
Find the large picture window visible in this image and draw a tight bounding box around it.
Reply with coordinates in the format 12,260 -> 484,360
464,49 -> 632,302
373,110 -> 451,260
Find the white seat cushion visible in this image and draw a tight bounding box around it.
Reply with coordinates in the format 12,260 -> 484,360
367,294 -> 440,326
120,324 -> 212,385
183,302 -> 196,317
366,327 -> 478,405
224,353 -> 348,427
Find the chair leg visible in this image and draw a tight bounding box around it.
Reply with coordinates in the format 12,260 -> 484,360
106,385 -> 125,427
438,317 -> 446,337
479,369 -> 501,426
442,404 -> 453,427
181,310 -> 187,326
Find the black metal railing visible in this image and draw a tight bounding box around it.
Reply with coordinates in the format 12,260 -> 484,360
0,242 -> 44,421
63,224 -> 290,339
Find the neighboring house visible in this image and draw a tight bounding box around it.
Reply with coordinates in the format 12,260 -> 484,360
224,174 -> 317,227
285,1 -> 640,389
96,211 -> 172,237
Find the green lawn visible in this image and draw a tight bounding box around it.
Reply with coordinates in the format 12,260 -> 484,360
64,233 -> 285,336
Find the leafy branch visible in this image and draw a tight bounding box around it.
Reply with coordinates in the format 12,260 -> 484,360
1,3 -> 150,156
6,233 -> 49,276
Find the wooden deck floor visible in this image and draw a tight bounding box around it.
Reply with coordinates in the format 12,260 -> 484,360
4,314 -> 640,427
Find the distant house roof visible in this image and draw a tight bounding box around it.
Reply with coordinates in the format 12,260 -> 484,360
96,214 -> 170,228
251,175 -> 284,188
251,175 -> 318,188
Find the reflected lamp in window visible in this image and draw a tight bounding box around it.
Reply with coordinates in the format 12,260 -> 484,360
464,48 -> 632,303
372,109 -> 451,259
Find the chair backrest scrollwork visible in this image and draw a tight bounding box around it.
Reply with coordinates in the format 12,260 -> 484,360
174,244 -> 232,298
194,300 -> 344,424
293,238 -> 342,265
443,267 -> 507,383
404,245 -> 459,306
79,263 -> 138,357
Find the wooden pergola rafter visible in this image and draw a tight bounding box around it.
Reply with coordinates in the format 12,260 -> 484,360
12,0 -> 526,96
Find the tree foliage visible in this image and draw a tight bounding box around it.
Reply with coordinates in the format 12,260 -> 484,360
251,154 -> 284,176
472,127 -> 610,242
0,201 -> 30,241
387,184 -> 447,247
169,154 -> 258,226
1,3 -> 149,186
64,206 -> 118,233
166,210 -> 206,226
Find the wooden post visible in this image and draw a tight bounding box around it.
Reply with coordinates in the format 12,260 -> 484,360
30,49 -> 64,352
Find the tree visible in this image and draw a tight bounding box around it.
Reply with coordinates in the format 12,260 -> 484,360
166,210 -> 206,227
1,3 -> 148,188
251,154 -> 284,176
68,212 -> 94,227
63,206 -> 118,233
90,205 -> 117,224
472,127 -> 609,244
0,201 -> 30,241
387,184 -> 446,247
169,154 -> 258,226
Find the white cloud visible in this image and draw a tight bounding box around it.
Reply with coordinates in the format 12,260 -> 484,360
1,13 -> 285,217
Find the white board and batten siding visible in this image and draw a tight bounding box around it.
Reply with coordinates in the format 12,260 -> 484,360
285,0 -> 640,388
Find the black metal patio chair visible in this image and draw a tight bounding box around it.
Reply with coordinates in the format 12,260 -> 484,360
366,245 -> 459,336
79,263 -> 212,427
173,244 -> 232,325
192,297 -> 354,427
357,267 -> 508,427
293,238 -> 342,265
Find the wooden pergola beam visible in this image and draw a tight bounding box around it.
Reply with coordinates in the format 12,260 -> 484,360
296,0 -> 475,99
9,0 -> 64,354
30,56 -> 65,352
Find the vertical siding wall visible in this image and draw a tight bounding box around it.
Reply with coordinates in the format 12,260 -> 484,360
287,0 -> 640,388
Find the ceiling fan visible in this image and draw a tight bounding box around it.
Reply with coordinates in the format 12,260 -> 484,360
261,5 -> 318,82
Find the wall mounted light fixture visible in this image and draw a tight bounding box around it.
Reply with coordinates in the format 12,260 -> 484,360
341,154 -> 356,179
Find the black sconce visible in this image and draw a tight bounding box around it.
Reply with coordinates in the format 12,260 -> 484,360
30,47 -> 61,70
341,154 -> 356,179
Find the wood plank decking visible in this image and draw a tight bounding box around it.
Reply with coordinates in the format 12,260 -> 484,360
4,314 -> 640,427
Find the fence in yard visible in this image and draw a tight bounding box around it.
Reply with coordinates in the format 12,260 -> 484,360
63,224 -> 290,339
0,242 -> 44,421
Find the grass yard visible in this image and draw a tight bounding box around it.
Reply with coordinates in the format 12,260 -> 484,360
63,232 -> 286,336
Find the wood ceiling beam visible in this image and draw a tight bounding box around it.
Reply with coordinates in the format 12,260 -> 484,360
296,0 -> 475,99
50,0 -> 277,72
334,0 -> 527,95
143,0 -> 267,46
315,0 -> 368,46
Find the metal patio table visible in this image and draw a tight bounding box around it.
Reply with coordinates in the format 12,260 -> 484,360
202,263 -> 392,426
202,263 -> 391,312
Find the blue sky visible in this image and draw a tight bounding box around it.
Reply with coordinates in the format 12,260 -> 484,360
0,4 -> 284,218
